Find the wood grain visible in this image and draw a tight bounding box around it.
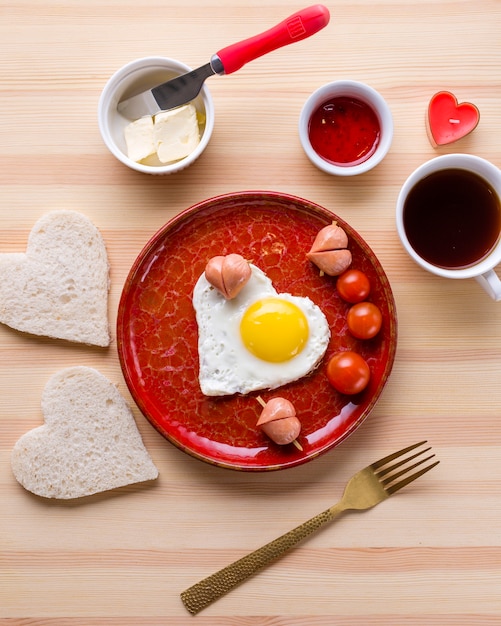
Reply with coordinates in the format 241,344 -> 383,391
1,1 -> 501,623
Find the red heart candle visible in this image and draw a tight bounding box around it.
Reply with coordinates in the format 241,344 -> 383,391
427,91 -> 480,147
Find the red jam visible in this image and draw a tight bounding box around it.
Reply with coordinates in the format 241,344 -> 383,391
308,96 -> 381,167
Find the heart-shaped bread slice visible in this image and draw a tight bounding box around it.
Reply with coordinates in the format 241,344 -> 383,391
0,210 -> 110,346
427,91 -> 480,147
11,367 -> 159,499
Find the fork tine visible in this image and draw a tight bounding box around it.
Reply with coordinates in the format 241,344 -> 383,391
384,459 -> 440,495
376,447 -> 432,480
380,453 -> 435,485
371,440 -> 439,495
371,440 -> 427,471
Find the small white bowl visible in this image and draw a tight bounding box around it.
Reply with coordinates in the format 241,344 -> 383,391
98,56 -> 214,175
299,80 -> 393,176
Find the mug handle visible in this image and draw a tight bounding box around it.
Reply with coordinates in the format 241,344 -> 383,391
475,269 -> 501,301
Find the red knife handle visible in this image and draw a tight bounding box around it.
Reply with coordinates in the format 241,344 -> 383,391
215,5 -> 330,75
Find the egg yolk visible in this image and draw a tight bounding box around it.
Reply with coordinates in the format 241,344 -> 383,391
240,297 -> 309,363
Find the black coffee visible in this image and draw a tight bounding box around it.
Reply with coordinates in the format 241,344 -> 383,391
403,169 -> 501,269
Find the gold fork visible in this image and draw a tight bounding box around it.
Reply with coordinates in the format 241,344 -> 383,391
181,440 -> 439,615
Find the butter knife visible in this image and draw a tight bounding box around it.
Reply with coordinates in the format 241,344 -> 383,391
118,4 -> 330,119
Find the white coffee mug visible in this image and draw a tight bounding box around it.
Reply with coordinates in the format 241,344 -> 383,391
396,154 -> 501,301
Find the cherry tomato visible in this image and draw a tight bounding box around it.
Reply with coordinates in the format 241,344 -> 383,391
347,301 -> 382,339
336,269 -> 371,303
326,351 -> 371,395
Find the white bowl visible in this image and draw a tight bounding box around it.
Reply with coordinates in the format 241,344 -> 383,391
299,80 -> 393,176
98,56 -> 214,175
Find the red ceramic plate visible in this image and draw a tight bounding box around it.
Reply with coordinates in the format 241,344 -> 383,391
117,192 -> 397,471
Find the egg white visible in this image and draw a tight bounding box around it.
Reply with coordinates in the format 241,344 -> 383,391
193,264 -> 330,396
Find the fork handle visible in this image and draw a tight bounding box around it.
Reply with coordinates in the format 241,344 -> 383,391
181,507 -> 334,615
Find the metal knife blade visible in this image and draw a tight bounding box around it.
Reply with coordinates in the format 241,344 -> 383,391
118,59 -> 221,119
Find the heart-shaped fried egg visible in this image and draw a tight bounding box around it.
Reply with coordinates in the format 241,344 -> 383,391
193,264 -> 330,396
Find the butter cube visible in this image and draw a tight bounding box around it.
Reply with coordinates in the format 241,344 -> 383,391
154,104 -> 200,164
124,116 -> 155,162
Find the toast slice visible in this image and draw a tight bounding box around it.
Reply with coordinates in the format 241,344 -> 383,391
11,367 -> 159,499
0,210 -> 110,346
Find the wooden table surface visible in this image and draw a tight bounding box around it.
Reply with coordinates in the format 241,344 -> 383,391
2,1 -> 501,624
